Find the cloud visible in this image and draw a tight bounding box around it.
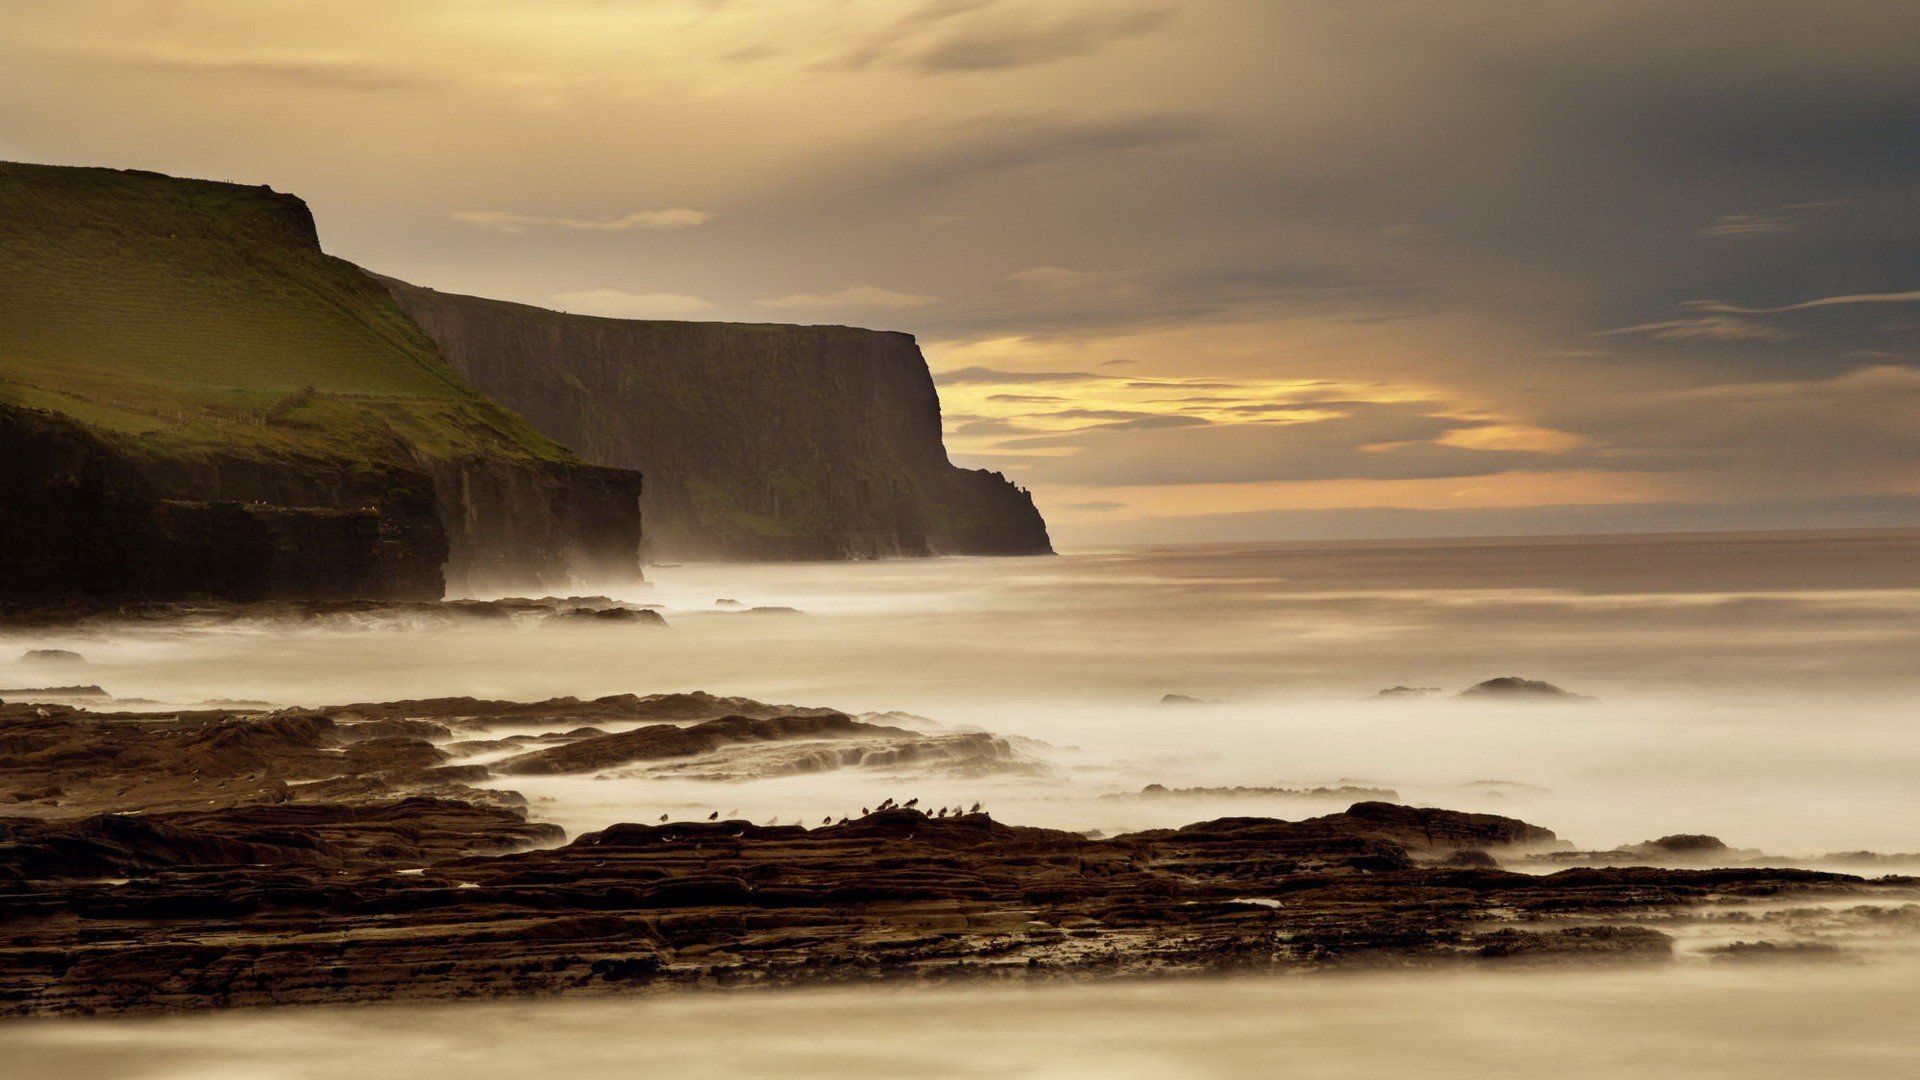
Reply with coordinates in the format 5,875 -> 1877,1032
1064,496 -> 1920,546
756,285 -> 939,311
1695,201 -> 1845,238
933,366 -> 1112,385
1682,291 -> 1920,315
874,112 -> 1211,191
833,3 -> 1172,76
1599,315 -> 1794,341
548,290 -> 717,319
984,401 -> 1584,486
54,44 -> 438,92
1033,408 -> 1166,422
453,208 -> 713,234
909,8 -> 1172,74
1060,500 -> 1126,512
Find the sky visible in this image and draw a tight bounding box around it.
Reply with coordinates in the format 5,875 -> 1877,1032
3,0 -> 1917,546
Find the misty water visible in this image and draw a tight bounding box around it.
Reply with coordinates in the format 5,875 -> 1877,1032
5,529 -> 1920,1074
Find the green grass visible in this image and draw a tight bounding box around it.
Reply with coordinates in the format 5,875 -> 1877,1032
0,161 -> 571,467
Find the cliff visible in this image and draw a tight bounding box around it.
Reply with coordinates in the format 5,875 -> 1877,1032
0,162 -> 642,601
380,280 -> 1052,561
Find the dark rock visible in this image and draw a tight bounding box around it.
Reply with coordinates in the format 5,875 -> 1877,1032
1643,834 -> 1730,854
20,649 -> 85,665
1459,677 -> 1593,700
1129,784 -> 1401,802
0,690 -> 1890,1018
1706,941 -> 1848,962
558,607 -> 667,624
494,713 -> 912,775
1375,686 -> 1439,698
0,799 -> 556,881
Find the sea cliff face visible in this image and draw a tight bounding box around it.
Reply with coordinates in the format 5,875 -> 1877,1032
0,162 -> 644,602
381,280 -> 1052,561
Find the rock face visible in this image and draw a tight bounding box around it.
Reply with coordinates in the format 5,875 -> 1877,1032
380,279 -> 1053,561
0,162 -> 643,601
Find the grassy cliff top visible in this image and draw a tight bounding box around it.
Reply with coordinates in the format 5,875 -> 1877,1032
0,161 -> 569,465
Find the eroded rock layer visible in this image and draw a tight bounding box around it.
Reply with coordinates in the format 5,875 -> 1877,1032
0,695 -> 1900,1017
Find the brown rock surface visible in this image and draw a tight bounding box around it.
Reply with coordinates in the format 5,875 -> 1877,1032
0,694 -> 1897,1017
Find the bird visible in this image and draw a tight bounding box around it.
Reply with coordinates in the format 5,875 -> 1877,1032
708,810 -> 719,821
821,815 -> 832,825
837,816 -> 849,824
658,813 -> 669,822
904,797 -> 919,808
862,806 -> 870,815
970,803 -> 982,814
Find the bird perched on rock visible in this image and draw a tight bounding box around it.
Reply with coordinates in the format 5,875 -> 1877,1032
970,803 -> 982,814
904,797 -> 919,808
862,807 -> 870,815
708,810 -> 720,821
658,813 -> 669,822
821,816 -> 832,825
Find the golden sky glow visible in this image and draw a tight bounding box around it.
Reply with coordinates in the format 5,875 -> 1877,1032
3,1 -> 1916,544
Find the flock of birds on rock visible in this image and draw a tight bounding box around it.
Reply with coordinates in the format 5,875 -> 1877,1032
655,797 -> 988,828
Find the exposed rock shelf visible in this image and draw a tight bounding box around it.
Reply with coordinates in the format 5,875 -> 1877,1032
0,694 -> 1903,1017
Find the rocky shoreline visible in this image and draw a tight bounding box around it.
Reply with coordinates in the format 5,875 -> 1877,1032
1,692 -> 1910,1017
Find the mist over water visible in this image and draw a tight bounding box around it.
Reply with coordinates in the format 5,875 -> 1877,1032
6,530 -> 1920,1073
8,531 -> 1918,858
10,960 -> 1920,1080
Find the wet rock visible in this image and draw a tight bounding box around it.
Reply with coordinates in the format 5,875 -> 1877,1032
557,607 -> 666,624
1642,834 -> 1730,855
0,798 -> 556,881
1129,784 -> 1401,802
1706,940 -> 1848,963
1459,677 -> 1593,700
493,713 -> 912,775
645,731 -> 1040,782
0,685 -> 109,699
323,690 -> 840,727
20,649 -> 85,665
0,692 -> 1890,1018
